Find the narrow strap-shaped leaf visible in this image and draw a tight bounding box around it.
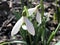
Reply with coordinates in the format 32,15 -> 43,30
47,23 -> 60,45
40,0 -> 44,19
13,11 -> 21,20
0,41 -> 27,45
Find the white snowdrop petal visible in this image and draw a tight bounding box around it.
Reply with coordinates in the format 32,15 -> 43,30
44,12 -> 48,16
24,17 -> 35,36
36,11 -> 41,25
11,16 -> 24,36
22,25 -> 27,30
44,12 -> 50,21
9,1 -> 12,8
28,8 -> 36,16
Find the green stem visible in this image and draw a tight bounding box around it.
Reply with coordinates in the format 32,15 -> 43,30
40,0 -> 44,19
28,33 -> 32,45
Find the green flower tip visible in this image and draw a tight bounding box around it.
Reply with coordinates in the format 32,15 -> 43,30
22,6 -> 28,16
22,10 -> 26,16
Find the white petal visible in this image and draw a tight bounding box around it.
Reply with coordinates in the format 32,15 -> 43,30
44,12 -> 52,21
22,25 -> 27,30
44,12 -> 48,16
9,1 -> 12,8
11,16 -> 24,36
24,17 -> 35,36
36,11 -> 41,25
28,8 -> 36,16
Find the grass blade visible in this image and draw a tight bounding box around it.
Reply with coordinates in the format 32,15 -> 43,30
47,23 -> 60,45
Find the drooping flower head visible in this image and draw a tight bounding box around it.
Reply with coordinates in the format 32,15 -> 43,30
11,6 -> 35,36
28,5 -> 41,25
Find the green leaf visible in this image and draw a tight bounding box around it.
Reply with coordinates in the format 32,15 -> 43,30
40,0 -> 44,19
53,13 -> 57,21
13,11 -> 21,20
0,41 -> 27,45
47,23 -> 60,45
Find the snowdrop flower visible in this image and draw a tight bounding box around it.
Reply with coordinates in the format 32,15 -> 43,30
28,7 -> 37,16
28,6 -> 41,25
11,16 -> 35,36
